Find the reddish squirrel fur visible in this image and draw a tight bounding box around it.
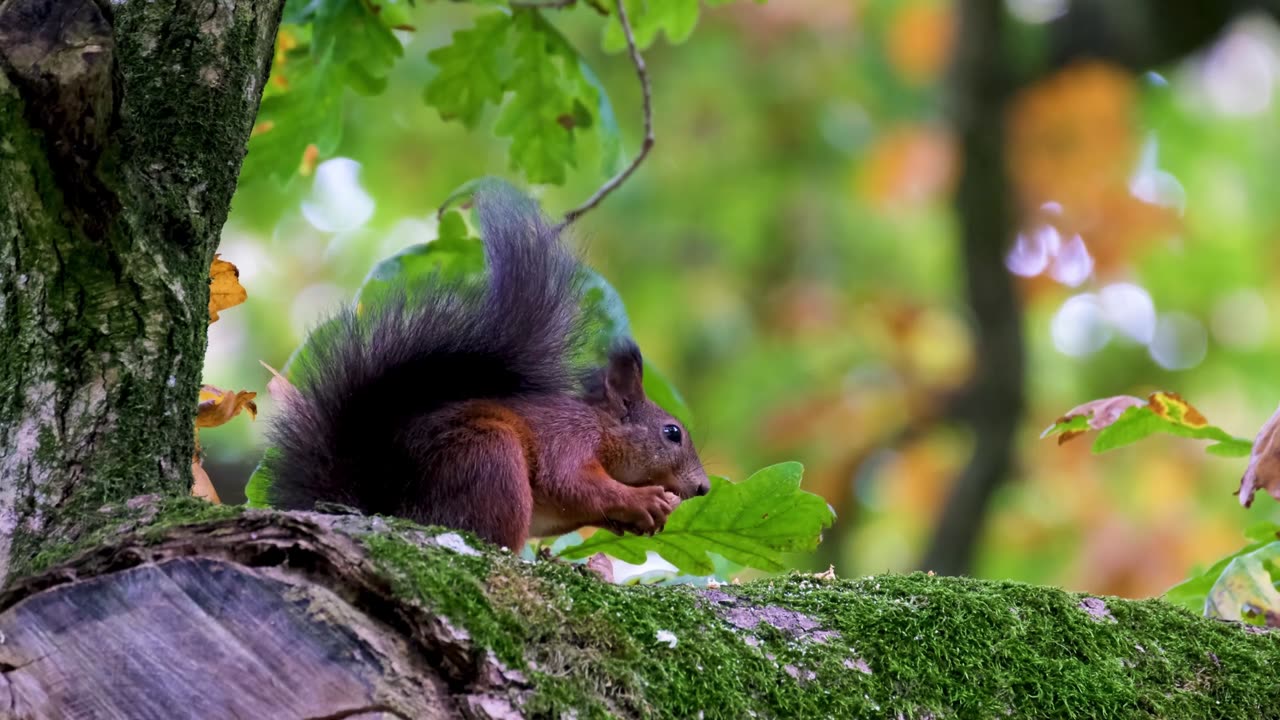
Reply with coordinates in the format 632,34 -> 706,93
262,189 -> 709,549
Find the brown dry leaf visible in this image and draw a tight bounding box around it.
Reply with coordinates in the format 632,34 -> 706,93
1052,395 -> 1145,445
208,254 -> 247,323
1239,404 -> 1280,508
191,457 -> 221,504
196,385 -> 258,429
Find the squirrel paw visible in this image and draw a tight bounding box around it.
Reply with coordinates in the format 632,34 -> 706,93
609,486 -> 680,536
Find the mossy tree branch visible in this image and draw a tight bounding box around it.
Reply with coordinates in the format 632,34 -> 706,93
3,507 -> 1277,718
0,0 -> 284,584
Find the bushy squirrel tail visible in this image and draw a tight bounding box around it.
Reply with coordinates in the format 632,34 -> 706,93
262,187 -> 585,513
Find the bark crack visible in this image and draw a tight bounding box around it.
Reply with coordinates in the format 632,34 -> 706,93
303,705 -> 413,720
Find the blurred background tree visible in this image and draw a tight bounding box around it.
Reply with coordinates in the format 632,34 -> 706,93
204,0 -> 1280,600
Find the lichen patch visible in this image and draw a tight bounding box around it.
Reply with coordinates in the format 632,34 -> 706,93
702,588 -> 842,644
844,657 -> 873,675
433,531 -> 481,556
1079,596 -> 1116,623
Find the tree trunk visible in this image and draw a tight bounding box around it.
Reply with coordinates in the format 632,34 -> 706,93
3,504 -> 1278,719
0,0 -> 284,584
920,0 -> 1024,577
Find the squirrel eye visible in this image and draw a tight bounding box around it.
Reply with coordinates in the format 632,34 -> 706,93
662,424 -> 682,444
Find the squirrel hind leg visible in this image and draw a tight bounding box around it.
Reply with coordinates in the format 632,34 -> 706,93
403,405 -> 534,551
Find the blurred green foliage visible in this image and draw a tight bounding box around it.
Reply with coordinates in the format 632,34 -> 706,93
206,0 -> 1280,599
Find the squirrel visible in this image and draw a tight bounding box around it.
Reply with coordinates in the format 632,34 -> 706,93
260,187 -> 710,550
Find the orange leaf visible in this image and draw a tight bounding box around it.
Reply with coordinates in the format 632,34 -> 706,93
209,254 -> 247,323
196,385 -> 258,429
1239,405 -> 1280,509
191,456 -> 221,504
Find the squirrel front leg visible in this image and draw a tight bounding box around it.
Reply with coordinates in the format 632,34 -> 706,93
530,460 -> 680,538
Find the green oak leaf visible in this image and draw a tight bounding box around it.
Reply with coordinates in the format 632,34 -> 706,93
557,462 -> 835,575
1164,523 -> 1280,613
244,447 -> 280,509
355,211 -> 486,311
1205,541 -> 1280,626
495,11 -> 594,184
241,45 -> 344,183
424,13 -> 513,127
313,0 -> 402,95
421,11 -> 620,186
602,0 -> 701,52
1165,540 -> 1268,614
242,0 -> 402,182
577,266 -> 632,365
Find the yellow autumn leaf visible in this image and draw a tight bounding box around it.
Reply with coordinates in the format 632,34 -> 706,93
196,384 -> 258,429
209,253 -> 247,323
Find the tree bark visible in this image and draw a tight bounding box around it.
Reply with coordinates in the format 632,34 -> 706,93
0,0 -> 285,584
3,505 -> 1278,719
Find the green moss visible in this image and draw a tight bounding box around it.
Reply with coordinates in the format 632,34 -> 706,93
366,529 -> 1280,719
14,497 -> 241,581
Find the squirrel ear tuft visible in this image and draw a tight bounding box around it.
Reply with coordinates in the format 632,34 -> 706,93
586,339 -> 645,416
606,339 -> 644,401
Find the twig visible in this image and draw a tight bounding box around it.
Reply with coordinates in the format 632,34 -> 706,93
557,0 -> 653,230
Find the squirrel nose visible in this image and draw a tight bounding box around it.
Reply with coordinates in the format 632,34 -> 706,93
695,480 -> 710,497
